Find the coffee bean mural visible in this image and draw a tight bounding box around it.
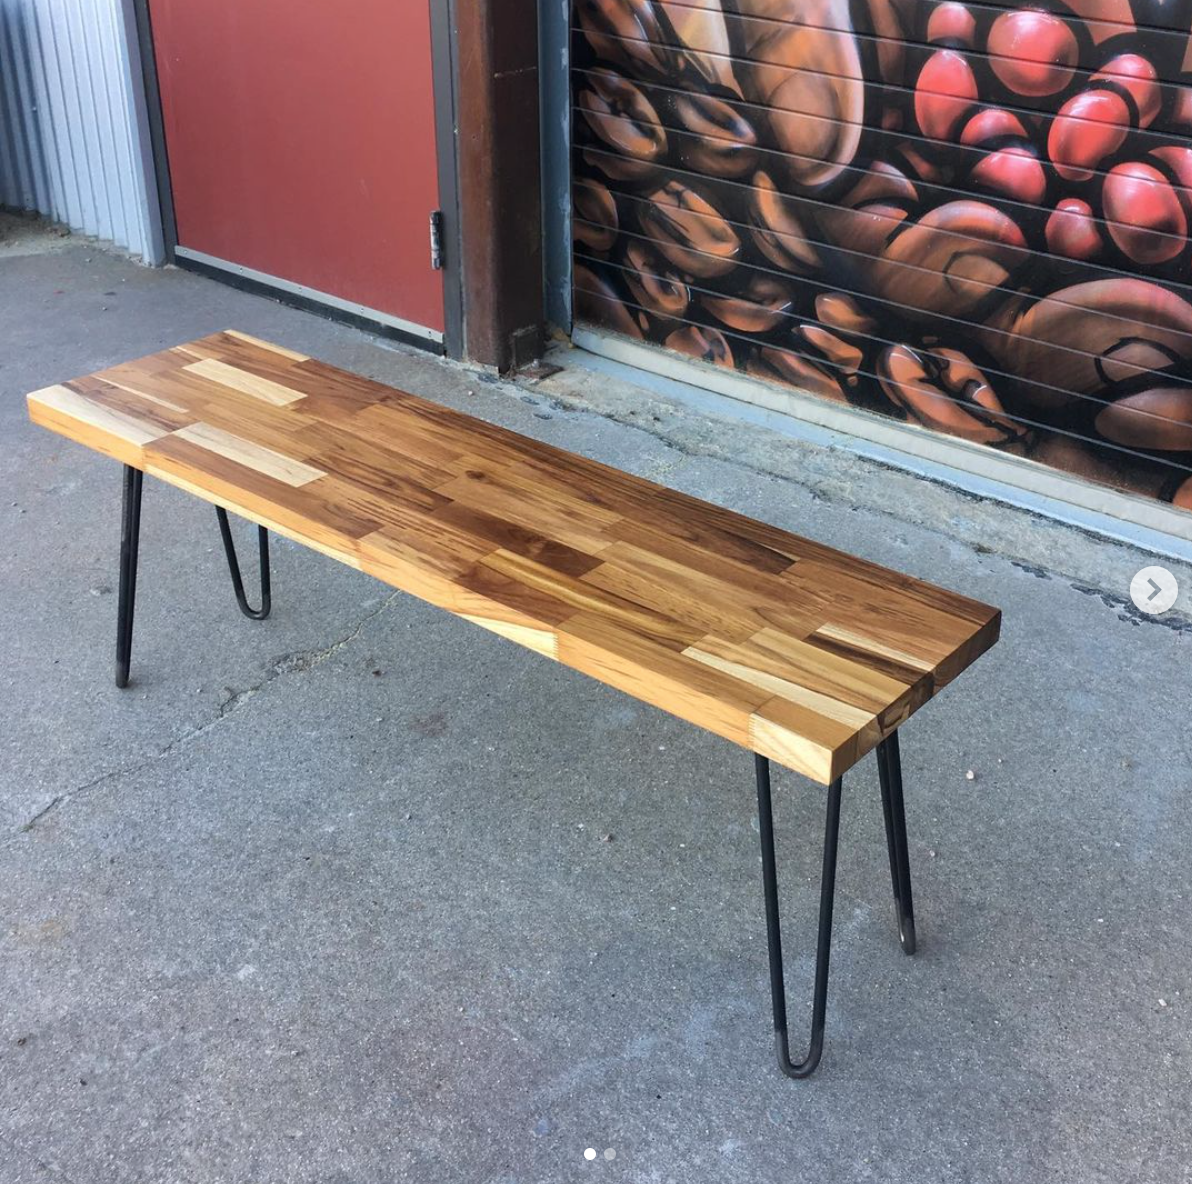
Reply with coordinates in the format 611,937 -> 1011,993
570,0 -> 1192,513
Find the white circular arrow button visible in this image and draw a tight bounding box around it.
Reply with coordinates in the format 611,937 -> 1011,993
1130,566 -> 1178,615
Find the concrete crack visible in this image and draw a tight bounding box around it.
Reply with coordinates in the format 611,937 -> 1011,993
211,588 -> 403,720
6,590 -> 404,844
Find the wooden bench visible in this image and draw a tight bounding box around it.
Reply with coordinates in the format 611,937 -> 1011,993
27,331 -> 1000,1079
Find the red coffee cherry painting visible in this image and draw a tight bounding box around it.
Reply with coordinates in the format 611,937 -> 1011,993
1102,162 -> 1187,264
1049,90 -> 1132,182
926,2 -> 976,46
971,147 -> 1047,205
959,109 -> 1028,147
1092,55 -> 1160,129
1046,199 -> 1103,260
1150,145 -> 1192,219
914,50 -> 977,140
571,0 -> 1192,511
987,10 -> 1078,97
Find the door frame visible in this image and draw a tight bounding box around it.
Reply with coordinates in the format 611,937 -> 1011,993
539,0 -> 572,339
129,0 -> 462,356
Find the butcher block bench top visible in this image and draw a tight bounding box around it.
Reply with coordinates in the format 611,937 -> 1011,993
27,331 -> 1000,784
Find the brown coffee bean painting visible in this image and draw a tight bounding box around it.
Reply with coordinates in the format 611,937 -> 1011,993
570,0 -> 1192,513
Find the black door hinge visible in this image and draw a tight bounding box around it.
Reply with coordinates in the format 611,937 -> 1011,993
429,210 -> 444,271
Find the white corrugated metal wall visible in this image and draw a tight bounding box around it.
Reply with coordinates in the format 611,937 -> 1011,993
0,0 -> 162,262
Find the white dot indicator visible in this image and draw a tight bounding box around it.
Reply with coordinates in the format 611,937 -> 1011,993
604,1148 -> 617,1161
584,1148 -> 597,1161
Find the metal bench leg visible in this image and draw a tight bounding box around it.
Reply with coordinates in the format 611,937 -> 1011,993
216,507 -> 271,620
876,732 -> 917,955
754,754 -> 843,1080
115,465 -> 144,688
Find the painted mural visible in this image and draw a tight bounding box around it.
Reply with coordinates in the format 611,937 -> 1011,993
570,0 -> 1192,513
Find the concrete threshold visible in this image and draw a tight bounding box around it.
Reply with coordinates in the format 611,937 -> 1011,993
565,328 -> 1192,562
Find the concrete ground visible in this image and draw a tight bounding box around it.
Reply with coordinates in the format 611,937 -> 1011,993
2,215 -> 1191,1184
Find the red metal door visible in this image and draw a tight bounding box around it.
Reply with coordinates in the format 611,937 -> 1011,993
149,0 -> 443,339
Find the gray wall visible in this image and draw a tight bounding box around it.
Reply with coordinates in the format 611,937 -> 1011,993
0,0 -> 162,263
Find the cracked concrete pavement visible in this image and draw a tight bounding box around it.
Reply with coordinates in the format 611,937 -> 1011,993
6,586 -> 409,845
2,219 -> 1191,1184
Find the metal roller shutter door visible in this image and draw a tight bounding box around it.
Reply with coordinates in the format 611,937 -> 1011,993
569,0 -> 1192,518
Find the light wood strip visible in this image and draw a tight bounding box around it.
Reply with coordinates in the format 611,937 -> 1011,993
183,357 -> 307,406
683,643 -> 876,731
462,616 -> 559,659
224,329 -> 309,361
812,623 -> 937,674
172,422 -> 325,487
28,384 -> 165,455
736,627 -> 922,714
99,380 -> 188,413
558,612 -> 771,747
148,435 -> 373,553
144,455 -> 365,570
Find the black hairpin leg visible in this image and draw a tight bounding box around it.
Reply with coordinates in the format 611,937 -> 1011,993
755,754 -> 844,1080
876,732 -> 916,955
115,465 -> 143,688
216,507 -> 271,620
115,475 -> 272,689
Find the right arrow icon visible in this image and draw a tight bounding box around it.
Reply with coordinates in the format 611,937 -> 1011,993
1131,567 -> 1179,615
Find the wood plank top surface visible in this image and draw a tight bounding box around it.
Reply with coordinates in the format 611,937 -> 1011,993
27,331 -> 1000,783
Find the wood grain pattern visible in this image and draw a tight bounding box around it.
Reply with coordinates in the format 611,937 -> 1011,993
182,357 -> 308,406
26,331 -> 1000,783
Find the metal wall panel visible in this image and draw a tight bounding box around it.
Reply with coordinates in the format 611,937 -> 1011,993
570,0 -> 1192,518
0,0 -> 162,262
